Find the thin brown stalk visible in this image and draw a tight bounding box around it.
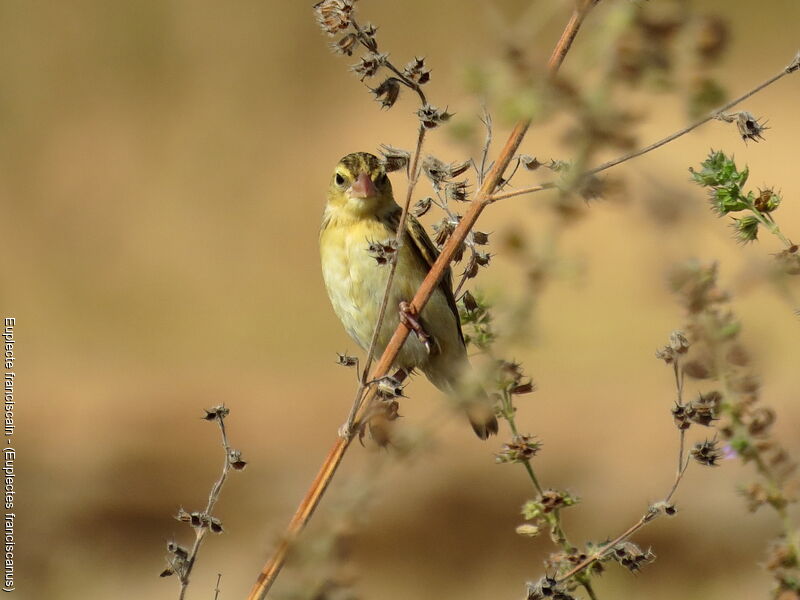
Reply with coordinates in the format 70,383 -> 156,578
246,4 -> 597,598
177,416 -> 233,600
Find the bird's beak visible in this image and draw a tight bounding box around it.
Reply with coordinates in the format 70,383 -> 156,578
348,172 -> 378,199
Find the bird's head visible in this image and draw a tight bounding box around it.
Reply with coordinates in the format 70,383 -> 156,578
326,152 -> 394,217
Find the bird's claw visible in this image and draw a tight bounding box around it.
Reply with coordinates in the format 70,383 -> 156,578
338,422 -> 353,439
399,301 -> 432,354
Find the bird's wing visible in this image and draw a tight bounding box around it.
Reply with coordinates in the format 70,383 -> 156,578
384,208 -> 465,346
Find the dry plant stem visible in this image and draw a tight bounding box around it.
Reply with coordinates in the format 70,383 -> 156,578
488,56 -> 800,204
556,365 -> 691,585
246,4 -> 597,599
179,418 -> 232,600
214,573 -> 222,600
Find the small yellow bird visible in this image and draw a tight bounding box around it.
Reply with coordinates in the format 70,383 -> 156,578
319,152 -> 498,439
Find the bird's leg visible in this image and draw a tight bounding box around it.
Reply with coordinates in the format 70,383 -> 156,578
399,301 -> 432,354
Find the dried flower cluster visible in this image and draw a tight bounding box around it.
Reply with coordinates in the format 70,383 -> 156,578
669,261 -> 799,596
315,0 -> 438,118
160,407 -> 246,595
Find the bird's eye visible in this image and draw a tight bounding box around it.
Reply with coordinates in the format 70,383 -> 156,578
335,173 -> 346,186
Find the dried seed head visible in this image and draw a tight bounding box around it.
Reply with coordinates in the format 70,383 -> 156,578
422,155 -> 449,184
336,353 -> 358,367
412,197 -> 432,217
331,32 -> 359,56
655,346 -> 676,364
496,435 -> 541,464
462,253 -> 479,279
359,22 -> 378,51
736,112 -> 768,143
526,576 -> 575,600
313,0 -> 355,36
379,144 -> 410,173
403,57 -> 431,85
445,180 -> 469,202
688,391 -> 720,426
650,500 -> 677,516
612,542 -> 656,573
167,541 -> 189,560
669,330 -> 690,353
691,437 -> 722,466
471,231 -> 489,245
352,52 -> 387,80
203,405 -> 230,421
462,290 -> 479,313
376,375 -> 404,399
432,218 -> 456,248
208,517 -> 224,534
366,238 -> 398,265
672,403 -> 692,430
228,449 -> 248,470
417,104 -> 452,129
519,155 -> 543,171
372,77 -> 401,108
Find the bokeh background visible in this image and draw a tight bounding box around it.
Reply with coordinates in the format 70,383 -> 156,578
3,0 -> 799,598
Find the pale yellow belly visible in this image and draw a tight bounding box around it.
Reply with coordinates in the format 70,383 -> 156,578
320,218 -> 464,381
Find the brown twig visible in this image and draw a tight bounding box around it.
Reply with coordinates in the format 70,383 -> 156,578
172,409 -> 239,600
246,3 -> 597,598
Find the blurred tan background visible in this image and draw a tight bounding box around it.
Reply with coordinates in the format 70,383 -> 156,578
2,0 -> 799,598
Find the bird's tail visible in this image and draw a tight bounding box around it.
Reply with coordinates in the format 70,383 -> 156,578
424,359 -> 499,440
464,398 -> 499,440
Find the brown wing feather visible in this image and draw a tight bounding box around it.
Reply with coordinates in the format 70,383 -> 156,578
383,208 -> 465,346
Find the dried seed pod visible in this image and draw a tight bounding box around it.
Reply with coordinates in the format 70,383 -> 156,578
376,376 -> 404,399
691,437 -> 722,466
432,218 -> 455,247
228,449 -> 248,470
735,111 -> 768,143
330,32 -> 358,56
519,155 -> 542,170
352,52 -> 387,80
496,435 -> 541,463
445,180 -> 469,202
669,330 -> 690,353
412,197 -> 432,217
379,144 -> 410,173
366,238 -> 398,265
471,230 -> 489,245
203,405 -> 230,421
313,0 -> 355,36
403,56 -> 431,84
372,77 -> 401,108
417,104 -> 452,129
